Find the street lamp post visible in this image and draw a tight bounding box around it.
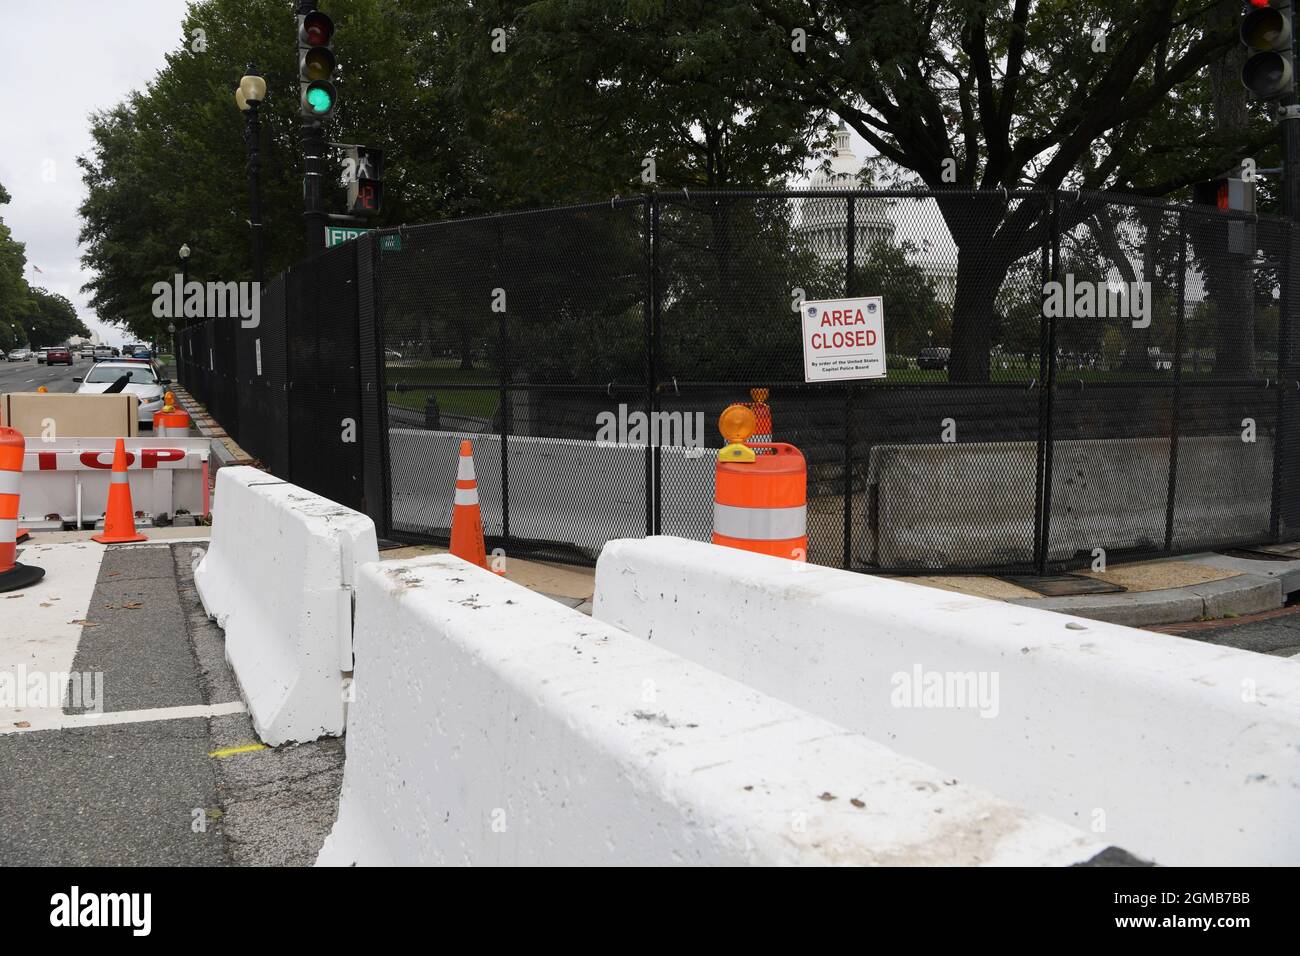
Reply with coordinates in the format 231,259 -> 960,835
177,243 -> 191,373
236,68 -> 267,285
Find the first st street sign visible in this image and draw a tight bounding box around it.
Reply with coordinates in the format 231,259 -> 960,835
800,296 -> 887,382
324,225 -> 370,248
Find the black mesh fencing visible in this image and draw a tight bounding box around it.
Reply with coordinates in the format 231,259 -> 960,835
179,189 -> 1300,573
176,241 -> 365,512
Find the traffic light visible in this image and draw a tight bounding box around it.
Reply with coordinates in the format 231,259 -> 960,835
1193,174 -> 1257,254
345,146 -> 384,216
298,9 -> 338,120
1241,0 -> 1295,99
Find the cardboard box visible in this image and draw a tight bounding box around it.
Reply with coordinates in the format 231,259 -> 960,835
1,393 -> 140,437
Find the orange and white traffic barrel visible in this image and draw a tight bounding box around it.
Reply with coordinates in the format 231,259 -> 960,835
0,427 -> 45,592
153,391 -> 191,437
153,410 -> 191,437
711,404 -> 807,561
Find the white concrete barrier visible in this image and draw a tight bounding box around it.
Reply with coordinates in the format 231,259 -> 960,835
868,436 -> 1272,566
387,428 -> 713,553
195,466 -> 378,745
318,554 -> 1124,866
593,536 -> 1300,866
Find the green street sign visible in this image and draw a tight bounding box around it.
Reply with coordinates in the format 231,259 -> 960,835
380,233 -> 402,252
325,225 -> 371,248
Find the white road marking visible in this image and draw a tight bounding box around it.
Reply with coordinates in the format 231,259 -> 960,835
0,700 -> 247,735
0,541 -> 104,727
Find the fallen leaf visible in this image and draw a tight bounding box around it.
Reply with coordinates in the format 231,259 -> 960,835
123,601 -> 142,609
850,798 -> 865,809
818,792 -> 837,802
14,722 -> 29,729
39,603 -> 52,608
4,594 -> 23,599
69,620 -> 100,627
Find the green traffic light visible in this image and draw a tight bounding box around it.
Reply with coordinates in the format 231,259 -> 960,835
306,86 -> 334,113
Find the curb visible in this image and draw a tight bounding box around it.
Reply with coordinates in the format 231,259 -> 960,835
168,385 -> 255,472
1009,570 -> 1288,627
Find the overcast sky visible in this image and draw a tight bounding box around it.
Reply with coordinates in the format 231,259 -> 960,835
0,0 -> 191,346
0,1 -> 879,348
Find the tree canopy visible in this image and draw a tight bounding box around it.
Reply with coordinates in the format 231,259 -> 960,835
77,0 -> 1277,377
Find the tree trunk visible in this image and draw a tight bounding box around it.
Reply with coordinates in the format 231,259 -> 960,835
939,192 -> 1029,383
948,250 -> 999,381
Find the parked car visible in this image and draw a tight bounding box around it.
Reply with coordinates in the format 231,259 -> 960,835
74,361 -> 172,427
44,346 -> 73,366
79,347 -> 95,360
35,348 -> 48,364
6,348 -> 31,362
916,347 -> 951,370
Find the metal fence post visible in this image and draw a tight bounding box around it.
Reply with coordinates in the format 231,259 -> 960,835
843,194 -> 856,570
1036,190 -> 1060,576
497,215 -> 510,546
1165,211 -> 1187,551
356,232 -> 388,536
649,193 -> 662,536
644,194 -> 657,537
1272,219 -> 1295,540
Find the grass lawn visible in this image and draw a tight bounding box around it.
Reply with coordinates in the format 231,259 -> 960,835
385,358 -> 499,419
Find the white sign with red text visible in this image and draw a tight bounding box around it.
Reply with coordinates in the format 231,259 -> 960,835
800,296 -> 886,382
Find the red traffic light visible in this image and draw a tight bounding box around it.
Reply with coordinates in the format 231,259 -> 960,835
301,11 -> 334,47
1250,0 -> 1271,7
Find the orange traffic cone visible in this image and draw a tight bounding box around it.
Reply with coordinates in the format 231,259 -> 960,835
92,439 -> 148,545
449,440 -> 489,570
1,427 -> 44,593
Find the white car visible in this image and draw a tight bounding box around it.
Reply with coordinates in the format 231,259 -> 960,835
74,361 -> 172,427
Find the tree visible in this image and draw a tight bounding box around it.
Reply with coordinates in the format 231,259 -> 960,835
79,0 -> 483,344
23,288 -> 90,347
724,0 -> 1276,380
0,181 -> 35,353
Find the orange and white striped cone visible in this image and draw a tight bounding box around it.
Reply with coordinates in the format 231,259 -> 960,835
92,438 -> 148,545
449,440 -> 488,570
0,427 -> 44,592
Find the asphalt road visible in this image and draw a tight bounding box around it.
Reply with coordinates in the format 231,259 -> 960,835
1154,603 -> 1300,657
0,542 -> 343,865
0,356 -> 87,394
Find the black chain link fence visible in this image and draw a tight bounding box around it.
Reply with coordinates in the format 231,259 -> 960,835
176,240 -> 364,512
179,189 -> 1300,574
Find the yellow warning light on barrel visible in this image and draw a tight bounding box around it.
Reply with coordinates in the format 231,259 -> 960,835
718,403 -> 757,462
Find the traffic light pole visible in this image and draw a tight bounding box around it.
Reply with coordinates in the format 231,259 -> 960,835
296,0 -> 328,252
243,75 -> 266,284
301,120 -> 328,253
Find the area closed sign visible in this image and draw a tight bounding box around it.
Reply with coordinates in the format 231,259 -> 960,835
800,296 -> 886,382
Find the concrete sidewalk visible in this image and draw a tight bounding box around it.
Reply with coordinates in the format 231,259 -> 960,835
383,539 -> 1300,628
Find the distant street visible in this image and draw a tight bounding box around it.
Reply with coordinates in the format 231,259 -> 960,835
0,357 -> 84,394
